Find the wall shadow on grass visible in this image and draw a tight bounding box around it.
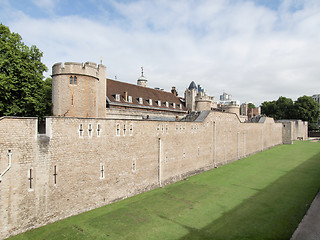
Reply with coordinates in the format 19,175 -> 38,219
176,152 -> 320,240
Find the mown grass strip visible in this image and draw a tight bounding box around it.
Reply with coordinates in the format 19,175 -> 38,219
10,141 -> 320,240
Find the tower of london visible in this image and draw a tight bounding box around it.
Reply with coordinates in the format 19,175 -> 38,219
0,62 -> 308,239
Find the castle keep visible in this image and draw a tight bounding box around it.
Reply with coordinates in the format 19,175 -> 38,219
0,62 -> 308,239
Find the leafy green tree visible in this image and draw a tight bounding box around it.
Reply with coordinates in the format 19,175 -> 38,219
248,103 -> 255,109
261,95 -> 320,129
43,77 -> 52,116
261,100 -> 277,118
275,96 -> 294,119
261,97 -> 293,119
293,96 -> 320,129
0,23 -> 50,118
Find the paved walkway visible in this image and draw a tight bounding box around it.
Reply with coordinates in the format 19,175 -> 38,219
291,191 -> 320,240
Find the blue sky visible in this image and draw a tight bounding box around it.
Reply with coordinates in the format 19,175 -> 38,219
1,0 -> 320,105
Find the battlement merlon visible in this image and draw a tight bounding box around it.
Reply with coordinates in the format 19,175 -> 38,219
52,62 -> 107,81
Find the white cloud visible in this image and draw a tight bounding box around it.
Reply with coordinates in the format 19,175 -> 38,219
1,0 -> 320,106
30,0 -> 60,14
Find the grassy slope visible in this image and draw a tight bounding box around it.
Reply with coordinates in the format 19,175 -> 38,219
10,141 -> 320,240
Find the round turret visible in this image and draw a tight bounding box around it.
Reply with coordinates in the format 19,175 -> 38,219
137,67 -> 148,87
52,62 -> 106,118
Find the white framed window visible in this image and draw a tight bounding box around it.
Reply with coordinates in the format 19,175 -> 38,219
139,97 -> 143,104
172,103 -> 176,108
179,104 -> 182,109
149,99 -> 152,105
97,124 -> 101,137
115,94 -> 120,101
128,96 -> 132,103
79,124 -> 84,137
129,123 -> 133,136
157,100 -> 161,106
165,102 -> 169,107
88,124 -> 93,137
116,123 -> 120,136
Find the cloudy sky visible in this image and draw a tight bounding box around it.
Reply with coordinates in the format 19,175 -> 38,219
1,0 -> 319,106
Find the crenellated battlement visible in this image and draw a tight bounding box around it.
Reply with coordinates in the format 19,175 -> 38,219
52,62 -> 106,79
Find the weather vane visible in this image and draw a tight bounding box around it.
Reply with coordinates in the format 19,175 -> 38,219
141,66 -> 144,76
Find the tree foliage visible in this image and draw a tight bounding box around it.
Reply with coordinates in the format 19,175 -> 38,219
293,96 -> 320,126
247,103 -> 255,109
261,97 -> 294,120
261,95 -> 320,129
0,23 -> 51,118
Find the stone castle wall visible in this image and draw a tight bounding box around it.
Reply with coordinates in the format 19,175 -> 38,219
0,112 -> 304,239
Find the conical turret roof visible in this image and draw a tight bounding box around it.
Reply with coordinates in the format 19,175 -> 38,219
188,81 -> 197,90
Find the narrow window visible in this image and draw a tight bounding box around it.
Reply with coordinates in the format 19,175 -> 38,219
179,104 -> 182,109
53,165 -> 58,185
116,123 -> 120,136
70,76 -> 73,84
132,158 -> 136,172
172,103 -> 176,108
166,125 -> 168,133
97,124 -> 101,137
129,123 -> 133,136
28,169 -> 33,189
88,124 -> 92,137
183,151 -> 186,159
128,96 -> 132,103
71,94 -> 74,106
149,99 -> 152,105
115,94 -> 120,101
139,97 -> 143,104
157,100 -> 161,106
123,124 -> 127,136
79,124 -> 83,137
100,164 -> 105,179
165,102 -> 169,107
74,76 -> 77,85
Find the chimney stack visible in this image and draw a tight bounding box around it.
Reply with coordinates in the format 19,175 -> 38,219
171,86 -> 178,96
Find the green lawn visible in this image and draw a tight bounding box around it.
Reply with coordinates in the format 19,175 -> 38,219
10,141 -> 320,240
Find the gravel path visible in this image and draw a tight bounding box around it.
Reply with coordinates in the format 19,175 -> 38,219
291,191 -> 320,240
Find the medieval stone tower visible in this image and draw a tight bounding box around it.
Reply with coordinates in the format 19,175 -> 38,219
185,81 -> 197,111
52,62 -> 107,118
